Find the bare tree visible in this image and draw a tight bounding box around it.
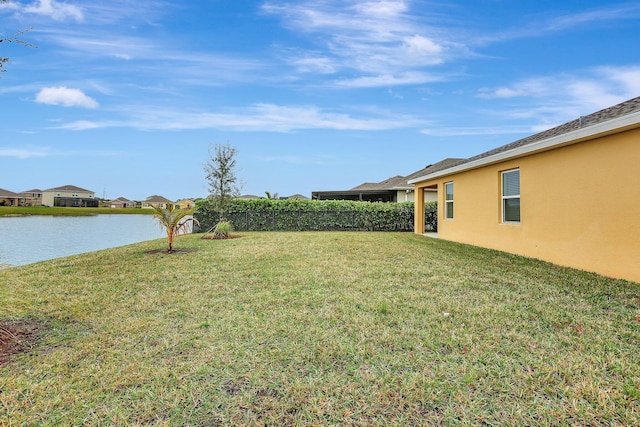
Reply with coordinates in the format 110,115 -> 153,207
1,0 -> 35,73
204,143 -> 240,218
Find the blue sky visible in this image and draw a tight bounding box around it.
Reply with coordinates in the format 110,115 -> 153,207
1,0 -> 639,201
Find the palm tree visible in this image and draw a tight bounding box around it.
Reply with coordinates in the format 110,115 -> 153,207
150,203 -> 199,252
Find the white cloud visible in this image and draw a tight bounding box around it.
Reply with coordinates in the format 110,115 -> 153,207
335,71 -> 441,88
474,4 -> 640,45
353,0 -> 408,17
476,66 -> 640,111
463,65 -> 640,136
291,55 -> 337,74
598,65 -> 640,95
23,0 -> 84,21
0,1 -> 20,12
57,103 -> 426,132
35,86 -> 99,108
262,0 -> 455,86
403,34 -> 443,57
421,125 -> 534,137
0,146 -> 52,159
60,120 -> 103,130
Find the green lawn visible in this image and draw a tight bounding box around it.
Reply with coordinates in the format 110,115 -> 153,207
1,232 -> 638,425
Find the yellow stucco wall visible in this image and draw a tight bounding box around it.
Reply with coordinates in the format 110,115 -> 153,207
414,127 -> 640,283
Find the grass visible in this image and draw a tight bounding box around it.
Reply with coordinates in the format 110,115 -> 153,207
0,206 -> 152,216
0,232 -> 639,425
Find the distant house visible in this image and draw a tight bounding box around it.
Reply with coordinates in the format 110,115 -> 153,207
237,195 -> 262,200
142,195 -> 172,209
313,176 -> 406,202
286,194 -> 310,200
19,189 -> 43,206
109,197 -> 136,208
41,185 -> 97,207
409,96 -> 640,283
0,188 -> 22,206
312,158 -> 462,203
176,199 -> 195,209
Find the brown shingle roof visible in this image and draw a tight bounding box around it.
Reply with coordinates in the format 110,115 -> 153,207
350,175 -> 407,191
410,96 -> 640,181
401,158 -> 466,185
0,188 -> 21,198
145,195 -> 172,203
44,185 -> 92,192
465,96 -> 640,165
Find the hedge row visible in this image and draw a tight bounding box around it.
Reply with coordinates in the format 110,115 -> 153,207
195,199 -> 438,233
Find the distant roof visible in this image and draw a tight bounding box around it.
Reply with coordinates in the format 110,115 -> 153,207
44,185 -> 93,193
112,197 -> 132,202
400,158 -> 466,187
145,195 -> 172,203
350,175 -> 407,191
0,188 -> 21,198
286,194 -> 310,200
343,158 -> 465,192
409,96 -> 640,183
237,194 -> 262,200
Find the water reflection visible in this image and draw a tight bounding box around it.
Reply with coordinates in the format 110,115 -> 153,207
0,215 -> 168,267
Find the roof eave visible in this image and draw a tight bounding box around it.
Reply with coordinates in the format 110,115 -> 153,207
408,111 -> 640,184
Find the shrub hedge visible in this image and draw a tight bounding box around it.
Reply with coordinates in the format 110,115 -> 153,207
195,199 -> 438,233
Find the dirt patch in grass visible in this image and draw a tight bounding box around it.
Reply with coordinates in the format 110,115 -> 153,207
0,320 -> 42,366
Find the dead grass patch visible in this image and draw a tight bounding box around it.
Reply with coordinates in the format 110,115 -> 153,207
0,319 -> 42,365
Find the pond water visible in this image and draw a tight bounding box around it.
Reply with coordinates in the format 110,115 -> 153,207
0,215 -> 168,267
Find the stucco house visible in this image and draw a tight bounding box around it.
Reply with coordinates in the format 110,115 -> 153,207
0,188 -> 22,206
110,197 -> 136,208
142,195 -> 172,209
409,96 -> 640,283
176,199 -> 195,209
41,185 -> 97,207
19,189 -> 43,206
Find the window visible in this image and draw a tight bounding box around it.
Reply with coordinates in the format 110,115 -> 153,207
444,181 -> 454,219
502,169 -> 520,223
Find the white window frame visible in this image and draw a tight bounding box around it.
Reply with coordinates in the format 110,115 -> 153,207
444,181 -> 454,219
501,169 -> 520,223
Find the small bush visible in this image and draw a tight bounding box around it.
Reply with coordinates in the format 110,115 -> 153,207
212,220 -> 232,239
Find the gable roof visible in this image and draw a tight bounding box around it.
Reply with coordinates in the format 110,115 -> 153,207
44,185 -> 93,193
409,96 -> 640,183
145,195 -> 172,203
313,158 -> 465,200
399,158 -> 466,188
350,175 -> 408,191
0,188 -> 22,198
286,194 -> 310,200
